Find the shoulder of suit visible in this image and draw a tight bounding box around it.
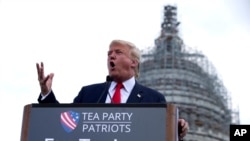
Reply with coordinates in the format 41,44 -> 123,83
136,82 -> 161,94
81,82 -> 106,89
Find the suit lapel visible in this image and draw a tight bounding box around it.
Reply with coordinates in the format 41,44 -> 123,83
126,83 -> 144,103
97,83 -> 109,103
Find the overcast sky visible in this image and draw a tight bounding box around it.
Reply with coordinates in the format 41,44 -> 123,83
0,0 -> 249,140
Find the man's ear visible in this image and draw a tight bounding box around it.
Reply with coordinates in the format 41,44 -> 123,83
131,59 -> 138,68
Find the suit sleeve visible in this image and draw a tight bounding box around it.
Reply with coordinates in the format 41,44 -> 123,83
37,90 -> 59,103
159,94 -> 167,103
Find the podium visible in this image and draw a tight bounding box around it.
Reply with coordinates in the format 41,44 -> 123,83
21,104 -> 179,141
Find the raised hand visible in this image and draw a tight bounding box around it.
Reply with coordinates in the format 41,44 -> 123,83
36,62 -> 54,95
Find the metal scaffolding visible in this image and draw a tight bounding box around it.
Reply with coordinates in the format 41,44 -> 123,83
138,5 -> 239,141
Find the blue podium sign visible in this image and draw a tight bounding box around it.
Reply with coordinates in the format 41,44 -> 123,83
21,104 -> 178,141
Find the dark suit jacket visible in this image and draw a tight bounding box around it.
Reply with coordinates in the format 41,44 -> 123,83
38,82 -> 166,104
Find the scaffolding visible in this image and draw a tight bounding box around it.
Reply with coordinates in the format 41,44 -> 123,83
138,5 -> 239,141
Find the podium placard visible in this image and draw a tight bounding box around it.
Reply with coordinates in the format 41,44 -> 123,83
21,104 -> 178,141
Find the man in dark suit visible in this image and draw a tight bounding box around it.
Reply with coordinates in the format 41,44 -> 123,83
36,39 -> 189,139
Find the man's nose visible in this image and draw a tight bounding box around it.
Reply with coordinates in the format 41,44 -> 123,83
109,53 -> 116,60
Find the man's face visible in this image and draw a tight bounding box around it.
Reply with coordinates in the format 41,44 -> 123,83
107,44 -> 136,82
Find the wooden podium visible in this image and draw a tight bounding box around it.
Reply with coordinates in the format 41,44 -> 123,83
21,104 -> 179,141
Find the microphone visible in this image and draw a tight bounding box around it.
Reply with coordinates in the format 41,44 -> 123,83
97,75 -> 113,103
106,75 -> 113,82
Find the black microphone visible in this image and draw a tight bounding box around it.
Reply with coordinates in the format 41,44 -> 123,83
97,75 -> 113,103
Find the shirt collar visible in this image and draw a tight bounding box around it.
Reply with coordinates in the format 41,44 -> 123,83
110,76 -> 135,93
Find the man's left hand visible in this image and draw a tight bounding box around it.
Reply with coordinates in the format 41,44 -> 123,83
178,119 -> 189,139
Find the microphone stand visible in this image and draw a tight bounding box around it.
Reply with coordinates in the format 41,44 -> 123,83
97,76 -> 113,103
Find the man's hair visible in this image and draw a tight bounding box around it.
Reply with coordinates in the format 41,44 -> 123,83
109,39 -> 141,78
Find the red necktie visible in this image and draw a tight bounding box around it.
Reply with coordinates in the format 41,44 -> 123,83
112,83 -> 123,104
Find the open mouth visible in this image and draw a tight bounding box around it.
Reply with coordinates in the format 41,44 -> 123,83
110,62 -> 115,68
109,62 -> 115,71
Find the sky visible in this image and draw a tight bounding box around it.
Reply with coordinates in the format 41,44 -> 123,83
0,0 -> 249,140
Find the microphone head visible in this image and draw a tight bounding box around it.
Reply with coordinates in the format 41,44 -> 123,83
106,75 -> 113,82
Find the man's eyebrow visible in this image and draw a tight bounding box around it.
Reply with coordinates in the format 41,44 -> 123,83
115,48 -> 124,51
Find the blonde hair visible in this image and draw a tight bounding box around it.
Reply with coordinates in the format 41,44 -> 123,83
109,39 -> 141,78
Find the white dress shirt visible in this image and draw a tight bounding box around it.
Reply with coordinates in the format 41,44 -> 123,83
105,76 -> 136,103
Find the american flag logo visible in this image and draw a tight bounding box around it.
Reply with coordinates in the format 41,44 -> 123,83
60,111 -> 80,133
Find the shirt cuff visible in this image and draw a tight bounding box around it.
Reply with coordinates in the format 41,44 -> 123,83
40,90 -> 51,100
